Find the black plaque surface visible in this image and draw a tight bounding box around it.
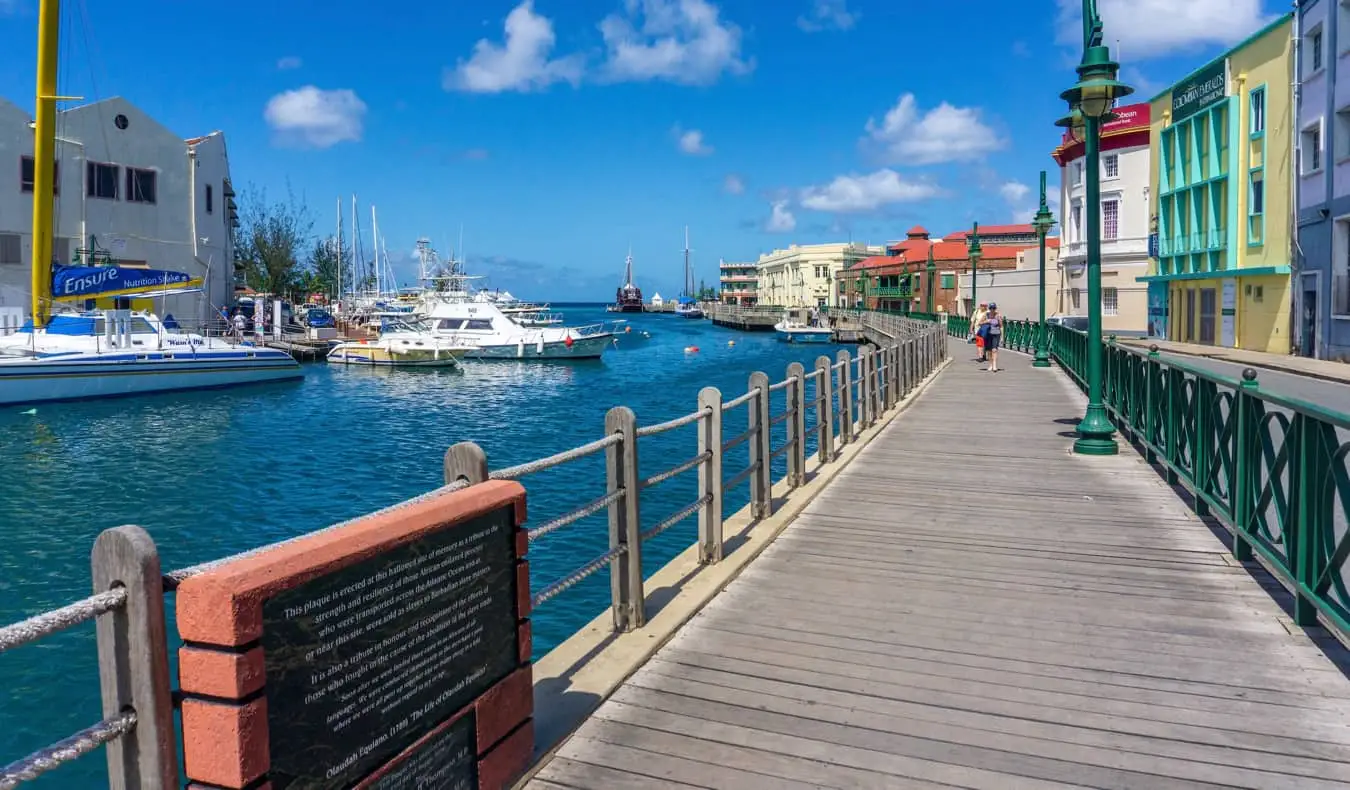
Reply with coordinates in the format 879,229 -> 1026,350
261,506 -> 518,789
361,712 -> 476,790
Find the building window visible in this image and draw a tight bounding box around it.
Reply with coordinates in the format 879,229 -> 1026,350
20,156 -> 60,195
1103,287 -> 1119,316
126,167 -> 156,204
1073,162 -> 1083,186
205,183 -> 214,214
1249,170 -> 1264,215
1103,154 -> 1119,179
1070,288 -> 1081,309
0,233 -> 20,265
1249,87 -> 1265,136
1302,121 -> 1323,173
940,272 -> 954,289
1071,203 -> 1082,241
1337,107 -> 1350,161
1312,28 -> 1324,72
1102,199 -> 1119,241
1249,167 -> 1266,246
1335,216 -> 1350,315
87,161 -> 119,199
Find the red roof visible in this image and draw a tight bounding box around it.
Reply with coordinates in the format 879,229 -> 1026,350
851,238 -> 1032,272
944,224 -> 1036,240
905,225 -> 929,237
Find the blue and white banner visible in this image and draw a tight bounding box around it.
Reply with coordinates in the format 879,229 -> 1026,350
51,264 -> 198,299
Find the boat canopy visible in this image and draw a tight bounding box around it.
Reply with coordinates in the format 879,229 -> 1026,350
51,264 -> 203,300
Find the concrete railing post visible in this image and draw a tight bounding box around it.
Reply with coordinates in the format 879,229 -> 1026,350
857,347 -> 871,429
605,406 -> 645,631
92,526 -> 178,790
697,387 -> 724,563
748,371 -> 774,518
815,355 -> 834,462
887,344 -> 900,408
787,362 -> 807,486
836,349 -> 853,445
443,441 -> 489,485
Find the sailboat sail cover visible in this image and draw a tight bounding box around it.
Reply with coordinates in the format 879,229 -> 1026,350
51,264 -> 202,300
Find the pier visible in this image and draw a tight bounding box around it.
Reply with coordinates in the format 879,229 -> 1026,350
4,312 -> 1350,789
708,304 -> 780,331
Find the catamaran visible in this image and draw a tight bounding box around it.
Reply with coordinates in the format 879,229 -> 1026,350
0,1 -> 300,407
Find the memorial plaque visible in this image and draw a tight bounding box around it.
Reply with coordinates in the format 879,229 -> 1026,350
357,712 -> 477,790
260,506 -> 519,789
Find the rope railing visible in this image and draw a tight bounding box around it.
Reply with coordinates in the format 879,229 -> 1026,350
0,311 -> 948,789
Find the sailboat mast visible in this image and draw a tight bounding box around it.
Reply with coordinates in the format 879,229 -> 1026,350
351,195 -> 358,294
336,197 -> 343,303
683,226 -> 691,298
370,205 -> 379,295
29,0 -> 60,327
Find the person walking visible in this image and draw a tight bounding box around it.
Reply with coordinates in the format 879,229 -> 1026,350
970,302 -> 988,361
981,302 -> 1004,372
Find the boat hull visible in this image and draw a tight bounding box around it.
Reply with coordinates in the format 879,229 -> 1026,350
774,328 -> 834,343
466,333 -> 614,360
327,343 -> 465,368
0,352 -> 302,406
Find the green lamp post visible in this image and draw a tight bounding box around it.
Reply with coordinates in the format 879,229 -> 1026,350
1056,0 -> 1131,456
966,222 -> 982,320
925,244 -> 936,314
1031,170 -> 1055,368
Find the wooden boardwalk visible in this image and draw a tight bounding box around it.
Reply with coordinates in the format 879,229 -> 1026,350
525,341 -> 1350,790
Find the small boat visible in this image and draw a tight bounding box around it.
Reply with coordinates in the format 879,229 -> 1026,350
423,300 -> 620,360
675,300 -> 704,319
675,227 -> 705,319
613,250 -> 644,313
327,316 -> 469,368
773,313 -> 834,343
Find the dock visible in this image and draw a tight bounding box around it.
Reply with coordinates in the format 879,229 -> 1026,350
6,311 -> 1350,790
709,304 -> 780,331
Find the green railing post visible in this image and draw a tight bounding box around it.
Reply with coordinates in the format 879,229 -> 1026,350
1143,344 -> 1161,465
1231,369 -> 1258,563
1193,379 -> 1213,517
1292,416 -> 1332,627
1163,367 -> 1182,485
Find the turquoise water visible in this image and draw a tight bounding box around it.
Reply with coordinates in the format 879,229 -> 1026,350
0,304 -> 848,786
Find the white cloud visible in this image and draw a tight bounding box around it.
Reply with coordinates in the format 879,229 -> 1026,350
675,127 -> 713,155
263,86 -> 367,148
798,0 -> 858,32
599,0 -> 752,85
800,169 -> 939,213
767,200 -> 797,232
1120,66 -> 1160,98
723,174 -> 745,194
1000,181 -> 1030,205
276,56 -> 302,70
1056,0 -> 1275,60
864,94 -> 1005,166
445,1 -> 584,93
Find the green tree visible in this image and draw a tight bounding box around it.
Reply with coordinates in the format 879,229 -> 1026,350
237,185 -> 313,298
299,236 -> 341,298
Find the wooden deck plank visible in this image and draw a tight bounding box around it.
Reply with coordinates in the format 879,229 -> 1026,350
525,341 -> 1350,790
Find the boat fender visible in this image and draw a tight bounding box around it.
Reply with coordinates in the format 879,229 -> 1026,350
564,334 -> 574,348
536,336 -> 545,354
517,339 -> 525,358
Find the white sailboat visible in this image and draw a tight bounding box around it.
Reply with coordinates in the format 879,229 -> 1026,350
0,3 -> 300,407
675,227 -> 704,319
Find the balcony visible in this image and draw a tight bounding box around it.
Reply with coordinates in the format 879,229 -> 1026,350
869,286 -> 914,298
720,274 -> 757,283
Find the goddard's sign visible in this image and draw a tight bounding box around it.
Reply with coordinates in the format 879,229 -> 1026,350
1172,60 -> 1227,122
175,480 -> 534,790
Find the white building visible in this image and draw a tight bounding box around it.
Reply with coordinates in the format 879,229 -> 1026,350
957,244 -> 1062,321
0,96 -> 238,325
1052,102 -> 1152,333
755,242 -> 880,307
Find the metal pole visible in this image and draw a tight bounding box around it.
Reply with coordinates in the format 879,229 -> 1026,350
1074,113 -> 1118,454
1033,170 -> 1054,368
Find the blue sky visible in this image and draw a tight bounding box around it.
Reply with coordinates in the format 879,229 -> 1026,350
1,0 -> 1287,300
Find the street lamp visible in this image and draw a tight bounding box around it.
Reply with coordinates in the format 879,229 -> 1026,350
925,243 -> 936,314
1031,170 -> 1055,368
966,221 -> 982,319
1060,0 -> 1132,456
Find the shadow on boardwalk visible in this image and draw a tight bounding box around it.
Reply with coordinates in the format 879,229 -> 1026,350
526,340 -> 1350,790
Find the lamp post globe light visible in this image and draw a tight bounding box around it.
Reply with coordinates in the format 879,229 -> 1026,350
1060,0 -> 1132,456
1031,170 -> 1055,368
967,221 -> 982,322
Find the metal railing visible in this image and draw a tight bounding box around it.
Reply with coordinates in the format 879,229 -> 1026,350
0,311 -> 947,788
928,314 -> 1350,642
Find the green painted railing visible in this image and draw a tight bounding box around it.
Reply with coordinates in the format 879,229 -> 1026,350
923,315 -> 1350,638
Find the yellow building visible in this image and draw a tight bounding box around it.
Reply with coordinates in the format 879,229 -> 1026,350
1142,14 -> 1294,353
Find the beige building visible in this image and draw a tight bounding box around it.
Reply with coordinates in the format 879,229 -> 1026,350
756,242 -> 880,307
718,258 -> 758,305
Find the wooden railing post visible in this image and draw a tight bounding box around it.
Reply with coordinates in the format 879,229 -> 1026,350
748,371 -> 774,518
697,387 -> 724,563
836,349 -> 853,444
605,406 -> 644,631
857,346 -> 872,429
443,441 -> 489,484
787,362 -> 806,486
92,526 -> 178,790
815,355 -> 834,462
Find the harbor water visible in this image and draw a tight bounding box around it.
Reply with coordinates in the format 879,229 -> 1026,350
0,305 -> 851,786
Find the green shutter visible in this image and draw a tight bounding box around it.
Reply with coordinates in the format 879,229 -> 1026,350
940,273 -> 954,289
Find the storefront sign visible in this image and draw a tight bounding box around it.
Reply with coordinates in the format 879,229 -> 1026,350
1172,61 -> 1227,122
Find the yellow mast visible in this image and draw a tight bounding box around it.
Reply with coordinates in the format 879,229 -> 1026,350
30,0 -> 60,327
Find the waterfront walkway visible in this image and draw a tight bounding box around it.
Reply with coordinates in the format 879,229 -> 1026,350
526,341 -> 1350,789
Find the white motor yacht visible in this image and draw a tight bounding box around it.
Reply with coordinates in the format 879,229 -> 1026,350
423,300 -> 618,360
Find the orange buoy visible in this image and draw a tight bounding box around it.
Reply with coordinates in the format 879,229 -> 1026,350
564,335 -> 574,347
685,345 -> 699,353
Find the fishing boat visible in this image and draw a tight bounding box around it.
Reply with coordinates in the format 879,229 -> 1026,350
674,227 -> 705,319
423,300 -> 618,360
0,2 -> 301,407
612,250 -> 644,313
327,316 -> 470,368
773,312 -> 834,343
